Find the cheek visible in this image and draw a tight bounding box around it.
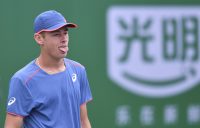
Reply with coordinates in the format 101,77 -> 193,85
44,42 -> 58,53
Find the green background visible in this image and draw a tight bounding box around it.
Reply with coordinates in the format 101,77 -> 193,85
1,0 -> 200,127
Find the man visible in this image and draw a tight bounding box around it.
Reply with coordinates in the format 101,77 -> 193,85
4,10 -> 92,128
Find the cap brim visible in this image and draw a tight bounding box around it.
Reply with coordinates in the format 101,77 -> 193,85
36,22 -> 78,34
66,23 -> 78,28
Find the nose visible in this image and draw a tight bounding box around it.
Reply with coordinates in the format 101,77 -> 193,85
61,33 -> 68,44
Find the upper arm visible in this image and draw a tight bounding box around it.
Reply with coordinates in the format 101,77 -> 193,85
7,77 -> 34,117
4,113 -> 23,128
80,68 -> 92,105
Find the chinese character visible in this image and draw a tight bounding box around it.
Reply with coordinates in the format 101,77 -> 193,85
116,105 -> 131,126
164,105 -> 178,125
188,105 -> 200,124
140,106 -> 154,125
118,17 -> 154,63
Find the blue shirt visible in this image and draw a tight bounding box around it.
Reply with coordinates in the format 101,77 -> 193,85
7,58 -> 92,128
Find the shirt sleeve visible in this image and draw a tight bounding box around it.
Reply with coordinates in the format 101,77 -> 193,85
7,77 -> 35,117
80,68 -> 92,105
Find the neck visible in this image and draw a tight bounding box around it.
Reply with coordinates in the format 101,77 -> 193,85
36,55 -> 66,74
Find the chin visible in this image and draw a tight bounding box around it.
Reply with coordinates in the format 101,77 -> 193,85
60,54 -> 67,58
54,55 -> 66,60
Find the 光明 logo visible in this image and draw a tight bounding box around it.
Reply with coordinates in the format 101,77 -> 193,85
107,6 -> 200,98
8,97 -> 16,106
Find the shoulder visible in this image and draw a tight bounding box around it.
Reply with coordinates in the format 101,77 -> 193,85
64,58 -> 88,79
11,60 -> 40,83
64,58 -> 89,82
64,58 -> 86,70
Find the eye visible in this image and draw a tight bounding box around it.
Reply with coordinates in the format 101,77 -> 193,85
64,32 -> 68,35
53,33 -> 60,36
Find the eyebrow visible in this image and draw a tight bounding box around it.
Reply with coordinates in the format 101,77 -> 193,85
50,28 -> 68,33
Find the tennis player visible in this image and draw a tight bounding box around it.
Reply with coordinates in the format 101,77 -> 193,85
4,10 -> 92,128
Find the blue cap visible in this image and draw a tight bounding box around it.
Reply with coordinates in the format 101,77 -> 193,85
34,10 -> 77,34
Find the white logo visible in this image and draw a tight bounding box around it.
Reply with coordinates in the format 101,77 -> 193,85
107,6 -> 200,98
72,73 -> 77,82
8,97 -> 16,106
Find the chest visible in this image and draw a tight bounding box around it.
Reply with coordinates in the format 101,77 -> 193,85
28,71 -> 81,106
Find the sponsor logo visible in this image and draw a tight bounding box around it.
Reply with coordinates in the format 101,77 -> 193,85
72,73 -> 77,82
8,97 -> 16,106
107,6 -> 200,98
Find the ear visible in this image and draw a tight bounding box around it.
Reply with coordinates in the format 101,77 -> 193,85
34,33 -> 44,45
